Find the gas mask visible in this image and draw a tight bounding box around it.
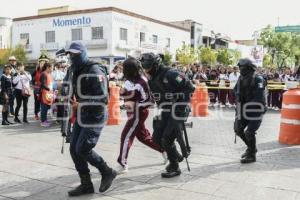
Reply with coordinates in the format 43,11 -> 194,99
69,50 -> 89,71
240,66 -> 254,77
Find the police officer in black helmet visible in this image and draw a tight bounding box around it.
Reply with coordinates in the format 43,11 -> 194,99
140,53 -> 195,178
234,58 -> 267,164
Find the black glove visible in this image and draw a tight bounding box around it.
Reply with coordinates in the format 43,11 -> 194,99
175,104 -> 190,119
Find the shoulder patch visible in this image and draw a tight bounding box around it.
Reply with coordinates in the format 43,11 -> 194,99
175,75 -> 183,83
163,78 -> 168,83
258,82 -> 264,88
98,75 -> 105,82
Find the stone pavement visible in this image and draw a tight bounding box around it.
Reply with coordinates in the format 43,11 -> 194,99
1,107 -> 300,200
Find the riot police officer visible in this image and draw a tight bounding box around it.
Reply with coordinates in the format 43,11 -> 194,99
65,42 -> 117,196
234,58 -> 267,164
140,53 -> 195,178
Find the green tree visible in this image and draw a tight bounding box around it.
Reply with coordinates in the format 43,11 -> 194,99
216,48 -> 234,66
259,25 -> 300,68
263,53 -> 273,67
162,51 -> 173,66
0,45 -> 27,66
199,47 -> 216,66
13,45 -> 27,64
228,49 -> 241,66
176,45 -> 198,65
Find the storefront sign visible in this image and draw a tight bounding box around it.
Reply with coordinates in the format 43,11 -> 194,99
53,16 -> 91,27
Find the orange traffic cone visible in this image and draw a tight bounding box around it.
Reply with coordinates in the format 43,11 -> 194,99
279,89 -> 300,145
191,86 -> 209,117
107,86 -> 121,125
191,87 -> 198,116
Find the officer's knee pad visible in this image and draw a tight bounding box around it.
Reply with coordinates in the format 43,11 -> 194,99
247,120 -> 262,133
153,134 -> 161,146
236,130 -> 244,137
161,138 -> 168,150
75,145 -> 89,158
245,130 -> 255,139
69,145 -> 76,155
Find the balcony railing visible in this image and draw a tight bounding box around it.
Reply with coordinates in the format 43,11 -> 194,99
66,39 -> 108,49
24,44 -> 32,53
140,43 -> 158,50
85,39 -> 108,49
40,43 -> 59,51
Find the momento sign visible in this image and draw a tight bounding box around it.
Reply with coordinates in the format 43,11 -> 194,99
275,26 -> 300,33
53,16 -> 91,27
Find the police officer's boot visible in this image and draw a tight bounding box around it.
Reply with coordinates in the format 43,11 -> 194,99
175,149 -> 184,163
166,151 -> 184,172
241,133 -> 257,164
162,162 -> 181,178
68,173 -> 94,197
238,131 -> 250,158
98,162 -> 117,193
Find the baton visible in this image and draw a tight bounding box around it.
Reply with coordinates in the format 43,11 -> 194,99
61,136 -> 65,154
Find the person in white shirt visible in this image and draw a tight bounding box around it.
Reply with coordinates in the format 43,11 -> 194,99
281,68 -> 295,82
218,67 -> 229,107
52,63 -> 66,122
228,66 -> 240,107
52,63 -> 66,89
12,63 -> 32,123
229,67 -> 240,83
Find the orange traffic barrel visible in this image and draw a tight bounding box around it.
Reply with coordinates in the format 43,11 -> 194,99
279,89 -> 300,145
191,86 -> 209,117
107,86 -> 121,125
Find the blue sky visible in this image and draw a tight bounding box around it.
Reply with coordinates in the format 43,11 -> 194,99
2,0 -> 300,39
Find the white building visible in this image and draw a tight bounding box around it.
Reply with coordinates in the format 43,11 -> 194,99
12,7 -> 190,66
0,17 -> 12,49
169,20 -> 203,49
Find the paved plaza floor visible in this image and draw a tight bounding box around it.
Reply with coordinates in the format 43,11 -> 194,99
0,106 -> 300,200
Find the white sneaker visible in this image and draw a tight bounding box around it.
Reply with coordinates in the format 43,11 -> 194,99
116,164 -> 128,175
213,103 -> 219,107
220,104 -> 225,108
228,104 -> 233,108
162,152 -> 168,165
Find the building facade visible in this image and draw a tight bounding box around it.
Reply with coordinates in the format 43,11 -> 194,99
170,20 -> 203,49
0,17 -> 12,49
170,19 -> 231,50
12,7 -> 190,66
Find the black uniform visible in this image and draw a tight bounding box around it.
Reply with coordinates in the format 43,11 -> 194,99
63,42 -> 116,197
234,58 -> 267,163
141,53 -> 195,178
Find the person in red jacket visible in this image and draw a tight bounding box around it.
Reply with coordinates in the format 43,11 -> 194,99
116,57 -> 166,174
40,62 -> 54,127
32,55 -> 49,120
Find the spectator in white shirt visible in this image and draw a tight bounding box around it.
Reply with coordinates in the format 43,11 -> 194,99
228,66 -> 240,107
12,63 -> 32,123
229,66 -> 240,83
281,68 -> 295,82
52,63 -> 66,122
52,63 -> 66,90
218,67 -> 229,107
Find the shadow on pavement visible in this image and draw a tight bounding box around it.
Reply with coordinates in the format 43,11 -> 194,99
1,145 -> 300,200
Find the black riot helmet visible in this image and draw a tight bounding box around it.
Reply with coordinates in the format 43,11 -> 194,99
238,58 -> 257,76
140,53 -> 162,70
